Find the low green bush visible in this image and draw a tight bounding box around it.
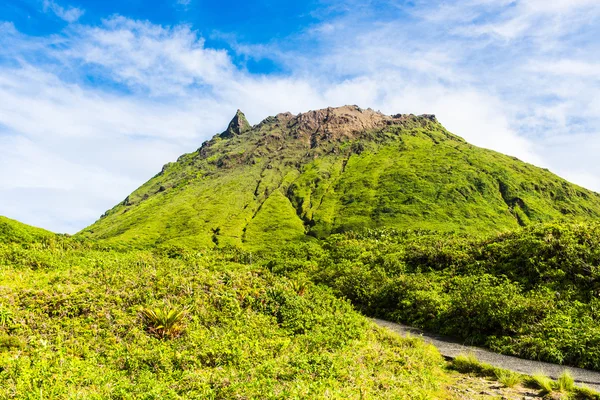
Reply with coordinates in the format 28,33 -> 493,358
268,222 -> 600,371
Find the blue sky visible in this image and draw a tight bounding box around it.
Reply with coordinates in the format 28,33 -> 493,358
1,0 -> 599,233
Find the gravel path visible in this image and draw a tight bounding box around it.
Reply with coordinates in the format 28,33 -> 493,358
373,318 -> 600,392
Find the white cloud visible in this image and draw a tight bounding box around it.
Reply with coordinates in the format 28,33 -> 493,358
527,60 -> 600,78
1,1 -> 600,232
448,0 -> 600,40
43,0 -> 84,23
65,17 -> 234,96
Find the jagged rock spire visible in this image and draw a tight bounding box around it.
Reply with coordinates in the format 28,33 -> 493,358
221,109 -> 251,138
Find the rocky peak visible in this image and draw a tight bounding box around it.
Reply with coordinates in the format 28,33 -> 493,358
221,109 -> 251,138
291,106 -> 386,134
285,105 -> 434,147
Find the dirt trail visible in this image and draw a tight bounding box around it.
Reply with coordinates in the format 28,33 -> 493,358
373,318 -> 600,392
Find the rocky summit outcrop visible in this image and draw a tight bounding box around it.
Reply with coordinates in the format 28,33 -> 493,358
223,105 -> 436,147
220,109 -> 251,138
289,106 -> 413,148
80,105 -> 600,250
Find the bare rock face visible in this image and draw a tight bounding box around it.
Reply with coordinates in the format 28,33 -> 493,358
220,106 -> 437,149
285,105 -> 429,148
291,106 -> 388,138
221,109 -> 251,138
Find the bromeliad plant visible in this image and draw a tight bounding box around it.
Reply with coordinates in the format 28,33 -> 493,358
139,305 -> 187,339
0,307 -> 13,327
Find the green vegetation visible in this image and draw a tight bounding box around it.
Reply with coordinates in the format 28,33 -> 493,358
6,106 -> 600,397
529,371 -> 589,398
139,305 -> 187,339
558,371 -> 576,393
496,370 -> 522,388
264,221 -> 600,370
531,373 -> 555,396
0,240 -> 453,398
80,107 -> 600,249
450,354 -> 522,387
0,216 -> 56,244
451,354 -> 598,399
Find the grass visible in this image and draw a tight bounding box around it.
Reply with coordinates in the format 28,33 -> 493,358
496,370 -> 522,388
558,371 -> 576,392
0,242 -> 453,398
450,353 -> 490,375
531,373 -> 555,395
265,222 -> 600,371
0,216 -> 55,244
4,107 -> 600,398
66,105 -> 600,376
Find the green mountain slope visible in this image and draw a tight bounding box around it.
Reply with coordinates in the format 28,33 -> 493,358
0,216 -> 55,244
80,106 -> 600,249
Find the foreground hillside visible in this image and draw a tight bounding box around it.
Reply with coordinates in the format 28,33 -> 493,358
0,239 -> 452,398
1,228 -> 600,398
81,106 -> 600,249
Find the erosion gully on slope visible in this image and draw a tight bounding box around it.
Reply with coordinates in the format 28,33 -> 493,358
373,318 -> 600,392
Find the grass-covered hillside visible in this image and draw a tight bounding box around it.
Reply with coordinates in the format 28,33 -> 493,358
266,221 -> 600,370
0,239 -> 455,399
80,106 -> 600,250
0,216 -> 56,245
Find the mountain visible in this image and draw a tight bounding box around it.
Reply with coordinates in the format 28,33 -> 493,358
0,216 -> 55,244
80,105 -> 600,249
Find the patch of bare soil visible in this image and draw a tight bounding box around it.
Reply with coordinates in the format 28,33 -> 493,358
448,372 -> 543,400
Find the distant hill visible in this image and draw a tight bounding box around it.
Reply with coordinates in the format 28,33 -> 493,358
0,216 -> 55,244
80,105 -> 600,249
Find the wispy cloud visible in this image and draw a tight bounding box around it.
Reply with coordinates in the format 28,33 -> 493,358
43,0 -> 84,23
0,0 -> 599,232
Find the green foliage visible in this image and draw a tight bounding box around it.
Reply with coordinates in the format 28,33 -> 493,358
8,107 -> 600,397
0,216 -> 56,244
450,353 -> 488,374
243,190 -> 307,250
575,386 -> 600,400
265,221 -> 600,371
496,370 -> 522,388
0,242 -> 451,398
531,373 -> 555,395
0,306 -> 13,327
558,371 -> 576,392
139,305 -> 187,339
450,353 -> 522,389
